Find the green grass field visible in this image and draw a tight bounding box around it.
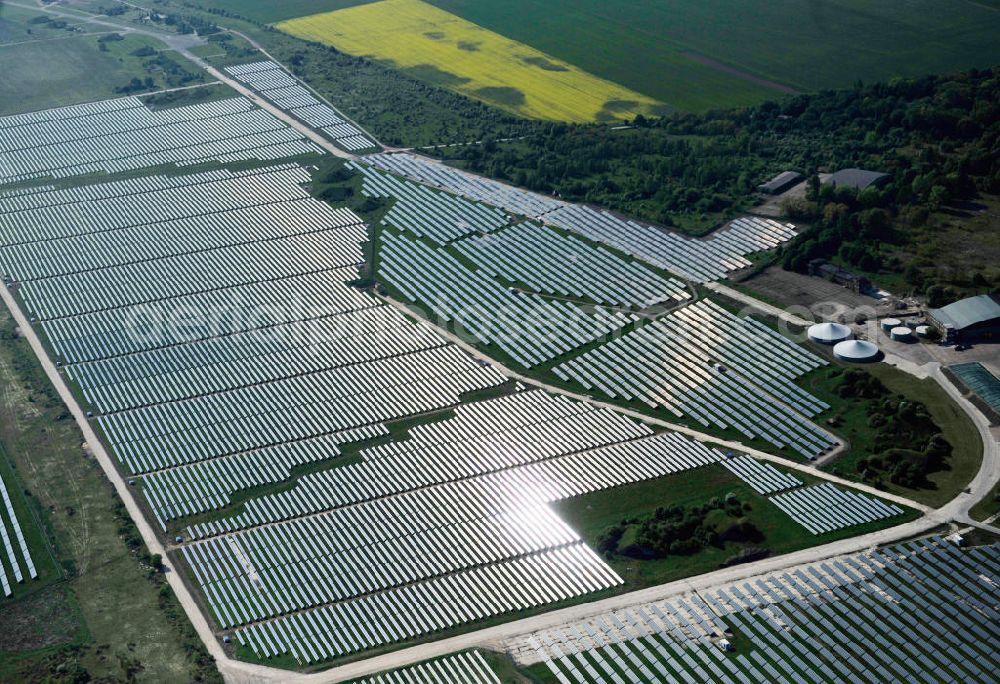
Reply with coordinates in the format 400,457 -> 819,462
426,0 -> 1000,111
969,480 -> 1000,522
0,5 -> 204,116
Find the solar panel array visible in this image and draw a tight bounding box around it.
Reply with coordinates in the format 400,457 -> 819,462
380,230 -> 637,368
521,537 -> 1000,683
169,391 -> 728,663
347,161 -> 509,243
711,456 -> 903,534
363,152 -> 563,217
0,165 -> 506,531
770,483 -> 905,534
553,299 -> 835,458
234,543 -> 619,665
0,95 -> 324,184
350,651 -> 501,684
183,391 -> 724,538
719,455 -> 803,495
453,222 -> 690,308
225,61 -> 377,152
0,472 -> 37,597
545,209 -> 798,283
361,154 -> 798,282
0,87 -> 928,672
142,425 -> 388,523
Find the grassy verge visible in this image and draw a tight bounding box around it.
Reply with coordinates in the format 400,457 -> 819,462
723,279 -> 796,311
338,649 -> 536,684
479,649 -> 538,684
0,311 -> 221,683
969,481 -> 1000,523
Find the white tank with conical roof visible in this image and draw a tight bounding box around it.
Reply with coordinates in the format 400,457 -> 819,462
807,321 -> 853,345
833,339 -> 880,362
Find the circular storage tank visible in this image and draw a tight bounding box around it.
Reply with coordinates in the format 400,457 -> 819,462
808,322 -> 853,345
881,318 -> 902,332
915,325 -> 932,338
890,326 -> 914,342
834,339 -> 880,362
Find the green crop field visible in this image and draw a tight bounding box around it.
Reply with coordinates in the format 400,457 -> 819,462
425,0 -> 1000,111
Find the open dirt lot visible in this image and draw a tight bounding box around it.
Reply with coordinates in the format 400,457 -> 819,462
739,266 -> 897,321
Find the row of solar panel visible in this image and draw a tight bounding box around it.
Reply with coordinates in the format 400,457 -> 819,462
553,299 -> 835,458
524,538 -> 1000,683
225,61 -> 377,153
0,471 -> 37,597
350,161 -> 508,244
454,222 -> 690,309
182,392 -> 720,537
379,230 -> 636,368
0,96 -> 323,184
361,153 -> 798,283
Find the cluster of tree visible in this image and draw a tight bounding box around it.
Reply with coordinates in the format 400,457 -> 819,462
141,51 -> 203,87
115,76 -> 155,94
836,368 -> 890,399
28,15 -> 68,29
835,369 -> 953,488
760,70 -> 999,295
443,129 -> 760,233
314,160 -> 388,217
115,49 -> 203,93
97,32 -> 125,51
596,495 -> 760,560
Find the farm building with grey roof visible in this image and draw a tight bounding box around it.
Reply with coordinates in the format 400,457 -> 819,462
928,294 -> 1000,343
825,168 -> 890,190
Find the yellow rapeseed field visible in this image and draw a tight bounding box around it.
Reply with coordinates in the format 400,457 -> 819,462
276,0 -> 664,123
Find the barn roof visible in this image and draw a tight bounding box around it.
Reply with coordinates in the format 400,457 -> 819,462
929,294 -> 1000,331
826,168 -> 890,190
758,171 -> 802,193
